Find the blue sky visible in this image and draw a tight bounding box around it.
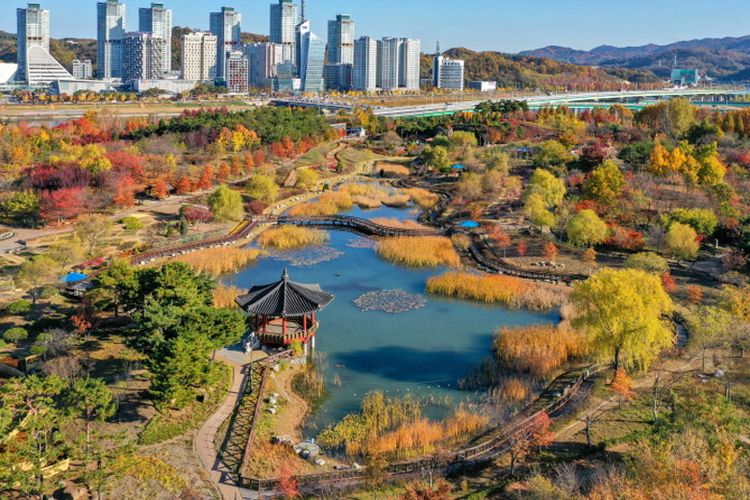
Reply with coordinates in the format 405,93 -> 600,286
4,0 -> 750,53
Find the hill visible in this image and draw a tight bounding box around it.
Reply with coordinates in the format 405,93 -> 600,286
521,34 -> 750,80
421,47 -> 660,90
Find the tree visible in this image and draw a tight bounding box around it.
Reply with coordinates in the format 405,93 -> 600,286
75,215 -> 113,257
665,222 -> 700,261
667,208 -> 718,237
542,242 -> 558,261
524,193 -> 555,229
40,187 -> 87,223
3,327 -> 28,343
572,268 -> 673,374
636,98 -> 696,137
208,184 -> 244,222
527,168 -> 566,208
17,255 -> 61,305
567,209 -> 609,247
92,259 -> 136,317
63,378 -> 115,457
246,174 -> 279,204
491,227 -> 512,258
685,306 -> 732,372
295,167 -> 319,191
624,252 -> 669,274
584,160 -> 625,205
0,190 -> 39,226
421,145 -> 450,170
532,140 -> 573,172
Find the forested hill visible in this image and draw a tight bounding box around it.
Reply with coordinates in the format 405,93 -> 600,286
420,47 -> 660,90
521,34 -> 750,81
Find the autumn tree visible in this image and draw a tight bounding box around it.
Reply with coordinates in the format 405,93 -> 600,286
17,255 -> 61,304
295,167 -> 319,191
567,209 -> 609,247
75,215 -> 113,257
624,252 -> 669,274
208,184 -> 244,222
572,268 -> 674,374
524,193 -> 555,229
684,306 -> 732,372
665,222 -> 700,261
526,168 -> 566,208
246,173 -> 279,204
584,160 -> 625,205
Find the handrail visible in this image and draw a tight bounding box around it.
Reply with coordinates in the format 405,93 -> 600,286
258,214 -> 443,237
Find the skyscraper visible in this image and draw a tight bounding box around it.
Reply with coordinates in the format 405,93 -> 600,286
225,51 -> 249,93
246,42 -> 284,88
270,0 -> 298,65
122,32 -> 165,83
97,0 -> 126,79
139,3 -> 172,73
327,14 -> 354,65
210,7 -> 242,81
398,38 -> 421,90
16,3 -> 50,83
353,36 -> 377,91
299,28 -> 325,93
181,32 -> 217,81
377,37 -> 401,91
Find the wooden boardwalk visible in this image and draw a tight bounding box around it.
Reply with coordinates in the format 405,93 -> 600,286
258,214 -> 443,237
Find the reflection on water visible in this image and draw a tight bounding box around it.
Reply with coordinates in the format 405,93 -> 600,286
223,205 -> 558,433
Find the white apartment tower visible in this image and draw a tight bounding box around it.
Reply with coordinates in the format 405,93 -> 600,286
16,3 -> 50,83
246,42 -> 284,88
433,55 -> 465,90
122,32 -> 165,83
72,59 -> 93,79
270,0 -> 298,65
97,0 -> 126,79
139,3 -> 173,73
377,37 -> 401,91
210,7 -> 242,81
399,38 -> 421,90
327,14 -> 354,65
353,36 -> 377,91
181,32 -> 217,81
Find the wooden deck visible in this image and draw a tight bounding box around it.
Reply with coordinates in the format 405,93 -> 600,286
258,215 -> 443,237
255,318 -> 318,346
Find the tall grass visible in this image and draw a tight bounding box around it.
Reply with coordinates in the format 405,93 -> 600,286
406,188 -> 439,209
258,225 -> 328,250
213,284 -> 244,308
377,163 -> 411,177
493,325 -> 586,380
376,236 -> 460,268
288,191 -> 353,216
426,272 -> 567,311
381,194 -> 412,207
370,218 -> 429,230
172,247 -> 261,275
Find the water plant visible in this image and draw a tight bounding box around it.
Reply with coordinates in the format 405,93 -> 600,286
172,247 -> 261,275
376,236 -> 461,268
258,225 -> 328,250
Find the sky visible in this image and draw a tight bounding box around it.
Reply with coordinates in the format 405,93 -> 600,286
3,0 -> 750,53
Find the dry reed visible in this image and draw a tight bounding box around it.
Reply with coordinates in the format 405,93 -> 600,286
172,247 -> 260,275
406,188 -> 439,209
258,225 -> 328,250
370,218 -> 429,230
352,196 -> 382,209
213,284 -> 244,309
376,236 -> 461,268
381,194 -> 412,207
288,191 -> 354,216
493,325 -> 586,380
377,163 -> 411,177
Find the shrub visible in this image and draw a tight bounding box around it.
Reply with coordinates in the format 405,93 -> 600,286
494,325 -> 586,379
246,174 -> 279,204
426,272 -> 567,310
625,252 -> 669,274
5,300 -> 32,315
377,236 -> 460,268
295,167 -> 320,191
258,225 -> 328,250
3,327 -> 29,343
172,247 -> 260,275
120,216 -> 144,231
666,208 -> 718,236
666,222 -> 700,261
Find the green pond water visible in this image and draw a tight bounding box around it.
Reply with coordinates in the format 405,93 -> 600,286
223,205 -> 558,434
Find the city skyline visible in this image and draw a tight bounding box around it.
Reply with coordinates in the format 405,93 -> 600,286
2,0 -> 750,54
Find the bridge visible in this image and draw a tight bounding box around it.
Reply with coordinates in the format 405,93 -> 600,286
259,214 -> 443,237
272,87 -> 749,119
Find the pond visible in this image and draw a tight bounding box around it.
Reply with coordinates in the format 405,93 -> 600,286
222,205 -> 559,434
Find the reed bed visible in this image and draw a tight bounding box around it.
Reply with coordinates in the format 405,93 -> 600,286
493,377 -> 531,403
376,236 -> 461,268
213,284 -> 244,309
377,163 -> 411,177
493,325 -> 586,380
406,188 -> 439,209
258,225 -> 328,250
352,196 -> 382,209
381,194 -> 412,207
172,247 -> 260,275
370,218 -> 430,230
425,272 -> 567,311
287,191 -> 354,216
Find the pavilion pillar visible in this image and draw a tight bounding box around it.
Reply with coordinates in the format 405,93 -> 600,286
303,315 -> 307,334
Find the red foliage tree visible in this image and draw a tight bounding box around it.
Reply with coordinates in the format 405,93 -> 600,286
516,240 -> 528,257
40,187 -> 87,223
606,224 -> 646,251
107,150 -> 146,180
150,178 -> 169,200
196,165 -> 215,190
176,176 -> 193,195
661,273 -> 677,294
530,411 -> 555,450
230,156 -> 242,177
218,163 -> 230,182
277,466 -> 299,499
112,174 -> 137,208
543,242 -> 558,261
580,141 -> 610,170
180,205 -> 213,223
253,149 -> 266,168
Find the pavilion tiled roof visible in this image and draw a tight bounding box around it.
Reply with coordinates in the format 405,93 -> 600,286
235,269 -> 334,317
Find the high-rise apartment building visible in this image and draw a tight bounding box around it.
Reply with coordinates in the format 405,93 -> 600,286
324,63 -> 352,91
353,36 -> 377,91
377,37 -> 401,91
398,38 -> 421,90
246,42 -> 283,89
327,14 -> 354,65
270,0 -> 298,65
181,32 -> 217,81
433,54 -> 465,90
97,0 -> 126,79
122,32 -> 165,83
17,3 -> 50,83
139,3 -> 172,73
72,59 -> 93,79
225,51 -> 249,93
298,28 -> 325,93
210,7 -> 242,81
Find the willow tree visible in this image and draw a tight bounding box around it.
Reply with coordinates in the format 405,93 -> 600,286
572,268 -> 674,374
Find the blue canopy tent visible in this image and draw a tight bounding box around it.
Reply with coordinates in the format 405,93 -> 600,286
62,272 -> 88,284
451,164 -> 466,171
459,221 -> 480,229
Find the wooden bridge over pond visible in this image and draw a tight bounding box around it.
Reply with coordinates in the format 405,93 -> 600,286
257,215 -> 444,237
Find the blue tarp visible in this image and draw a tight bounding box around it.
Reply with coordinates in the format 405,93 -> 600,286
459,221 -> 480,229
451,164 -> 465,170
62,272 -> 88,284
